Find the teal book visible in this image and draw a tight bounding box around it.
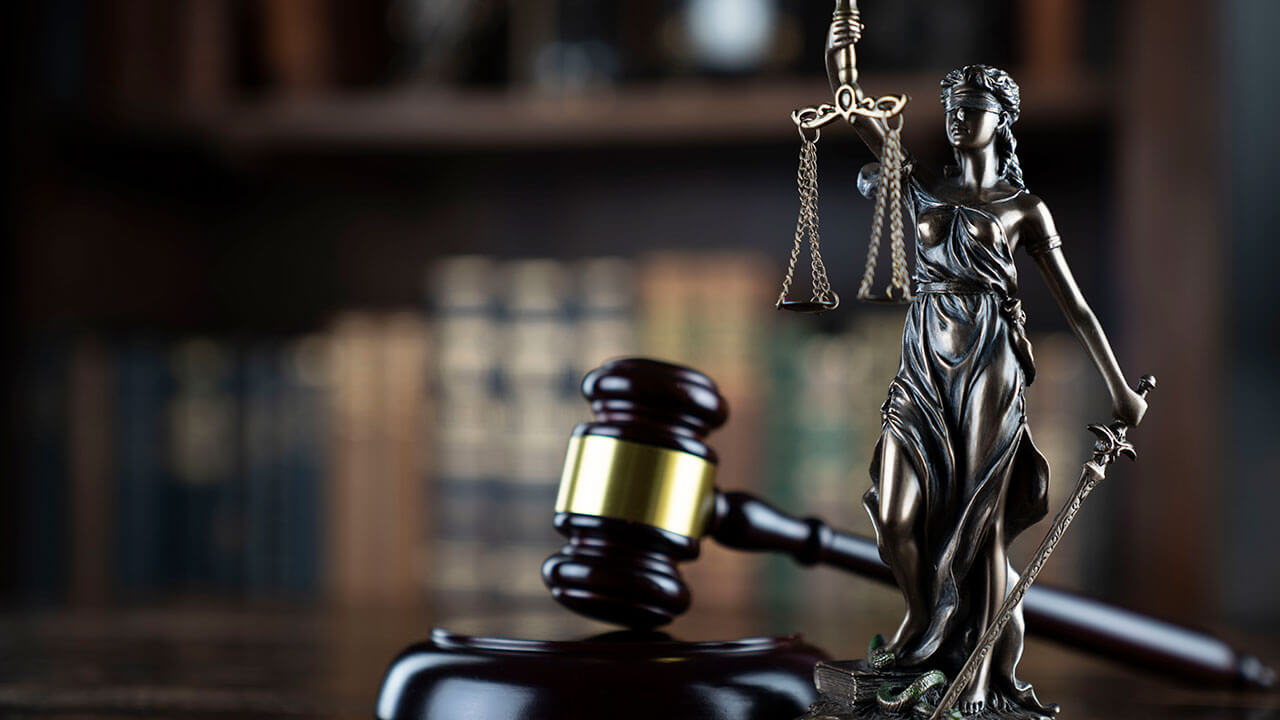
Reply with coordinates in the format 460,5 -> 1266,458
18,334 -> 72,601
241,339 -> 283,596
116,336 -> 173,598
762,321 -> 811,622
168,338 -> 240,594
279,336 -> 325,598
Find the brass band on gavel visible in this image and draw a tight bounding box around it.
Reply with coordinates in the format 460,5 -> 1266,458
556,435 -> 717,541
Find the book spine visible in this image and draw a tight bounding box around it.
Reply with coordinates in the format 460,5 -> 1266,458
638,253 -> 698,365
115,337 -> 171,598
763,321 -> 808,620
18,335 -> 72,601
688,253 -> 769,613
573,257 -> 638,381
638,252 -> 773,613
1022,0 -> 1082,79
793,331 -> 863,619
496,260 -> 578,600
427,256 -> 501,606
327,314 -> 379,605
376,312 -> 431,604
279,336 -> 327,599
167,338 -> 240,595
259,0 -> 331,95
69,334 -> 113,605
242,340 -> 282,597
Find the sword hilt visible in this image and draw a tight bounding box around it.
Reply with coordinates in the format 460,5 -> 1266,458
1090,374 -> 1156,464
1116,373 -> 1157,434
1136,374 -> 1157,398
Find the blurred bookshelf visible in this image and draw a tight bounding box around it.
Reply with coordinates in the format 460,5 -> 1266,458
39,0 -> 1117,152
12,253 -> 1106,618
9,0 -> 1257,635
104,73 -> 1114,154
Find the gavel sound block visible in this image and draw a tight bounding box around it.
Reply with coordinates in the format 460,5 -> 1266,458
377,358 -> 1272,720
376,358 -> 829,720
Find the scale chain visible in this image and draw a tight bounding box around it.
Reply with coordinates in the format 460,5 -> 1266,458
859,119 -> 910,301
777,134 -> 834,307
886,124 -> 911,298
776,136 -> 811,305
805,141 -> 833,303
859,140 -> 888,298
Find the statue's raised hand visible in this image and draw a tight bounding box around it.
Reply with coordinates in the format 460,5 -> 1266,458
825,0 -> 861,91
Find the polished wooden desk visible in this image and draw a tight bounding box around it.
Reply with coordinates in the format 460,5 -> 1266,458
0,602 -> 1273,719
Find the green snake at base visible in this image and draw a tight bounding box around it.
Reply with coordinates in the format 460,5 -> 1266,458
867,635 -> 961,718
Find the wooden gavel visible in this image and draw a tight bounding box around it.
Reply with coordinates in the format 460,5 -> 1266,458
542,358 -> 1275,690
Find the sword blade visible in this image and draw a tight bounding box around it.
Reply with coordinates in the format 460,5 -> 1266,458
928,459 -> 1109,720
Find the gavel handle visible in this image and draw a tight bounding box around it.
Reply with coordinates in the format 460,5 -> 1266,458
710,490 -> 1276,690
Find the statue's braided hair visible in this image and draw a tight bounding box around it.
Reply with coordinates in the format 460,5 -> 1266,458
940,65 -> 1025,189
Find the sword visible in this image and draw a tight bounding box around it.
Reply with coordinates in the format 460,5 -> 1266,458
928,374 -> 1157,720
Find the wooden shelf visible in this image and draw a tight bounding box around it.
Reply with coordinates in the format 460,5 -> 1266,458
117,71 -> 1115,154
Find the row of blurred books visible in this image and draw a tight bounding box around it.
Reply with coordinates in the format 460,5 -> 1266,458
15,252 -> 1100,612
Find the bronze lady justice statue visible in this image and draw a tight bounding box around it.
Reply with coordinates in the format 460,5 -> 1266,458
817,24 -> 1150,720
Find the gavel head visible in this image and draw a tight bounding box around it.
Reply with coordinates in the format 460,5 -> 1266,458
541,358 -> 727,629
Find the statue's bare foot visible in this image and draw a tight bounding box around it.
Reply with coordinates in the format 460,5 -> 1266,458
957,684 -> 990,716
1004,684 -> 1059,718
880,611 -> 927,661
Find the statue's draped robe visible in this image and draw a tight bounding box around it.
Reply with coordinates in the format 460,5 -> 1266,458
865,177 -> 1050,682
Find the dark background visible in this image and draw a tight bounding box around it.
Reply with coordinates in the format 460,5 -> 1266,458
2,0 -> 1277,639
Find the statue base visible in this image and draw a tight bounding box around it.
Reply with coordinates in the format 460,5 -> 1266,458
796,660 -> 1056,720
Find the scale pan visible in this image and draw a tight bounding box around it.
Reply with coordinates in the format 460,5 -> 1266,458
775,300 -> 838,314
855,294 -> 912,306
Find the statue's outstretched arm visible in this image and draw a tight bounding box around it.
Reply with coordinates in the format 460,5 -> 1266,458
1026,201 -> 1148,426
